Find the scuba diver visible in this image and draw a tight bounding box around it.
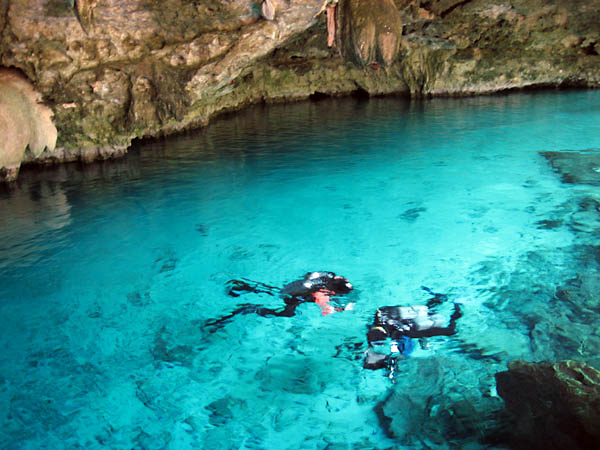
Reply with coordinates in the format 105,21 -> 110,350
205,271 -> 354,331
363,287 -> 463,377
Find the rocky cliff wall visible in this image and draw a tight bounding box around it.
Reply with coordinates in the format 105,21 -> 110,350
1,0 -> 599,180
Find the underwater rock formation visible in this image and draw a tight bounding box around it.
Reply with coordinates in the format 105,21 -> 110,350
541,150 -> 600,186
0,68 -> 57,182
0,0 -> 599,178
376,357 -> 504,447
495,360 -> 600,450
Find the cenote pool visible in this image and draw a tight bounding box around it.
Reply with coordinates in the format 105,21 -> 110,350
1,90 -> 600,449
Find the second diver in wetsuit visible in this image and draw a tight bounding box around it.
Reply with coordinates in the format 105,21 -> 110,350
205,271 -> 354,331
363,287 -> 463,376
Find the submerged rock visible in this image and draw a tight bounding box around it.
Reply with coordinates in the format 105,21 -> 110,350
541,151 -> 600,186
495,360 -> 600,450
375,357 -> 504,447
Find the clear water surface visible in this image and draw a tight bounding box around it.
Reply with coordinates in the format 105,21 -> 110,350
1,90 -> 600,449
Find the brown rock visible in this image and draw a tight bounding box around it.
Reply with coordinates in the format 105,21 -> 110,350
74,0 -> 98,34
337,0 -> 404,67
495,360 -> 600,450
129,77 -> 158,129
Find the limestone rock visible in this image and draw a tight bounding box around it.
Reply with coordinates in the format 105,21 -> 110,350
495,360 -> 600,450
0,0 -> 8,33
0,69 -> 57,182
426,0 -> 469,17
261,0 -> 278,21
1,0 -> 599,179
74,0 -> 97,34
337,0 -> 404,67
129,77 -> 158,130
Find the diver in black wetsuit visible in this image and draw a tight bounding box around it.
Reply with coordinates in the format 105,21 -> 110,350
205,271 -> 354,331
363,287 -> 463,376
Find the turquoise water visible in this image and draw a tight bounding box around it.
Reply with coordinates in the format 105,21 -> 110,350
1,91 -> 600,449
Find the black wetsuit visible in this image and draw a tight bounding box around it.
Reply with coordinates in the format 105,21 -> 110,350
205,272 -> 353,331
364,287 -> 463,371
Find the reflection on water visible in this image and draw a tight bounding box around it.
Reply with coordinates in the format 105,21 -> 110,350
0,178 -> 72,270
1,91 -> 600,449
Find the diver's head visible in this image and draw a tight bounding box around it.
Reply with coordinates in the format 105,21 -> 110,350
367,326 -> 388,343
330,276 -> 353,294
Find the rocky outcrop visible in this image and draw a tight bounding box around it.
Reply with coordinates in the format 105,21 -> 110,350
1,0 -> 329,166
1,0 -> 599,180
495,360 -> 600,450
0,68 -> 57,181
